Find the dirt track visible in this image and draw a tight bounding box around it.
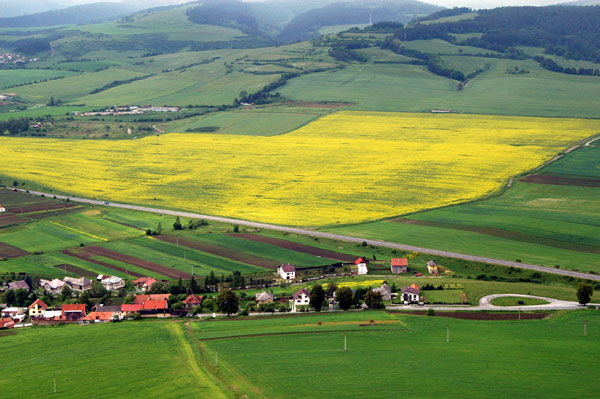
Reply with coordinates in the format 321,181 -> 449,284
156,235 -> 279,269
520,173 -> 600,187
232,233 -> 356,262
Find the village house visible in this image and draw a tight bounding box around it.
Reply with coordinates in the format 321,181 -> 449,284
255,291 -> 274,304
1,307 -> 26,322
291,288 -> 310,312
83,312 -> 114,323
134,277 -> 158,292
0,205 -> 5,213
183,294 -> 203,310
121,304 -> 143,315
40,278 -> 66,294
98,275 -> 125,291
401,284 -> 420,304
133,294 -> 169,314
0,317 -> 15,329
373,283 -> 393,301
63,277 -> 91,292
61,304 -> 86,321
390,258 -> 408,274
40,310 -> 62,321
427,261 -> 439,275
8,280 -> 29,291
277,264 -> 296,280
28,299 -> 48,318
354,257 -> 369,275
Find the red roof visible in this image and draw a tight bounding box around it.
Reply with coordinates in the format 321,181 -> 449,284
279,264 -> 296,273
83,312 -> 113,321
143,300 -> 167,310
62,304 -> 86,316
134,277 -> 152,285
0,317 -> 15,329
410,283 -> 420,290
121,304 -> 143,312
28,298 -> 48,311
391,258 -> 408,267
354,257 -> 367,265
292,288 -> 310,299
143,278 -> 158,288
134,294 -> 170,304
183,294 -> 203,305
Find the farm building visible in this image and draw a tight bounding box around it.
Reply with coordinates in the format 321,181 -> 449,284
83,312 -> 114,323
401,284 -> 420,304
291,288 -> 310,312
63,277 -> 91,292
183,294 -> 203,310
373,283 -> 392,301
8,280 -> 29,291
277,264 -> 296,280
28,299 -> 48,318
133,277 -> 157,292
354,257 -> 369,275
40,278 -> 66,294
390,258 -> 408,274
0,317 -> 15,329
121,304 -> 143,314
255,291 -> 274,304
427,261 -> 439,275
61,304 -> 86,321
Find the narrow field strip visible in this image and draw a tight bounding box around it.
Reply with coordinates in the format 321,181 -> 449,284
49,221 -> 108,241
0,242 -> 29,258
61,249 -> 146,278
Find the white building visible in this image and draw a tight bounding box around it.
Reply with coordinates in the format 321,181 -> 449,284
290,288 -> 310,312
40,278 -> 66,294
354,257 -> 369,275
277,264 -> 296,280
98,275 -> 125,291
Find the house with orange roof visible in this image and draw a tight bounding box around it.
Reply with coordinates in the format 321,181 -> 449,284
390,258 -> 408,274
0,317 -> 14,329
134,277 -> 158,292
61,304 -> 86,321
83,312 -> 113,323
121,304 -> 143,313
28,299 -> 48,318
143,300 -> 167,310
183,294 -> 203,310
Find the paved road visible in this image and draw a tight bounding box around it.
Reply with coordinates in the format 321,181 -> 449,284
16,188 -> 600,282
389,294 -> 599,312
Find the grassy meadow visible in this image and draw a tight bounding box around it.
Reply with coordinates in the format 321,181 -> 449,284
1,112 -> 596,226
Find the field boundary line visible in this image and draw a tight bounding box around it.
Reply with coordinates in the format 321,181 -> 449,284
49,220 -> 108,241
17,188 -> 600,282
197,327 -> 405,342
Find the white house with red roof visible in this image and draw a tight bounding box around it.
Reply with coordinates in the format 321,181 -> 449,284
390,258 -> 408,274
354,257 -> 369,275
290,288 -> 310,312
28,299 -> 48,318
134,277 -> 158,292
401,284 -> 420,303
277,264 -> 296,280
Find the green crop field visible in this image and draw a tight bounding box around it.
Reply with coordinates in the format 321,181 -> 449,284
0,322 -> 229,399
192,310 -> 600,399
490,296 -> 550,306
0,69 -> 80,90
327,144 -> 600,274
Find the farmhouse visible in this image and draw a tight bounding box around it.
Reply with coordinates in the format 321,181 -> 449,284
83,312 -> 114,323
133,277 -> 158,292
0,317 -> 14,329
427,261 -> 439,275
183,294 -> 203,310
28,299 -> 48,318
373,283 -> 393,301
401,284 -> 420,304
390,258 -> 408,274
0,205 -> 5,213
8,280 -> 29,291
121,304 -> 143,314
291,288 -> 310,312
61,304 -> 86,321
277,264 -> 296,280
134,294 -> 170,305
63,276 -> 91,292
40,278 -> 66,294
255,291 -> 274,304
1,307 -> 26,322
354,257 -> 369,275
98,275 -> 125,291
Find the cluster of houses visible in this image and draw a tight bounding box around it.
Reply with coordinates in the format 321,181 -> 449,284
74,105 -> 180,117
39,274 -> 128,294
0,53 -> 38,65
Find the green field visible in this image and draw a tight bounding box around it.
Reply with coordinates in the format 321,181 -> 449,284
0,69 -> 80,90
193,310 -> 600,399
0,322 -> 229,399
490,296 -> 550,306
328,145 -> 600,273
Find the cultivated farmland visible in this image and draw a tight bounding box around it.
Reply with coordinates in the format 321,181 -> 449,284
1,112 -> 596,226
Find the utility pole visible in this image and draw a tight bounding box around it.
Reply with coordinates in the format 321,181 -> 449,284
53,372 -> 56,393
215,350 -> 218,367
447,325 -> 450,343
344,335 -> 347,352
584,320 -> 587,336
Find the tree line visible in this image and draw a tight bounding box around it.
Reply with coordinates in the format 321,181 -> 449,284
0,117 -> 29,135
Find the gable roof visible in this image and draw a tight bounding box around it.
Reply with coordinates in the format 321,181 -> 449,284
28,299 -> 48,311
143,300 -> 167,310
121,304 -> 143,312
42,279 -> 65,290
255,291 -> 274,302
292,288 -> 310,299
410,283 -> 419,290
63,277 -> 91,286
279,264 -> 296,273
402,286 -> 420,295
354,257 -> 368,265
133,294 -> 170,305
427,260 -> 438,266
8,280 -> 29,291
183,294 -> 203,305
390,258 -> 408,267
133,277 -> 152,285
143,278 -> 158,288
62,304 -> 86,315
83,312 -> 113,321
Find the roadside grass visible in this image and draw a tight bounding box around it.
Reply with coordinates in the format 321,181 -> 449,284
195,310 -> 600,399
490,296 -> 550,306
0,322 -> 230,399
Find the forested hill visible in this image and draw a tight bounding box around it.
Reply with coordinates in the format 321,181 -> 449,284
0,2 -> 138,28
404,6 -> 600,63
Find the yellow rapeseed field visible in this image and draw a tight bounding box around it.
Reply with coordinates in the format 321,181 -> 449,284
1,111 -> 597,225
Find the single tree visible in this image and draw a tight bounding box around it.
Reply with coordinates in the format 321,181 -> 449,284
79,291 -> 91,310
365,290 -> 384,309
173,216 -> 182,230
310,284 -> 325,312
60,285 -> 73,302
189,276 -> 199,294
577,282 -> 593,305
157,222 -> 162,235
216,289 -> 239,316
337,286 -> 353,310
327,282 -> 337,297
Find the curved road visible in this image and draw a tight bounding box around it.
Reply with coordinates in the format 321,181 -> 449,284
17,188 -> 600,282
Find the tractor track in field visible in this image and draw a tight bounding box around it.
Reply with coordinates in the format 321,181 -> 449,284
14,188 -> 600,282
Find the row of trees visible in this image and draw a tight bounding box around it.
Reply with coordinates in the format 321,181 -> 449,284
0,117 -> 29,135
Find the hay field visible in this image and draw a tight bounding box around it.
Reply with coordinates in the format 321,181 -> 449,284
1,112 -> 597,226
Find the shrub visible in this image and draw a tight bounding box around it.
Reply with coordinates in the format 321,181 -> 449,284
427,308 -> 435,316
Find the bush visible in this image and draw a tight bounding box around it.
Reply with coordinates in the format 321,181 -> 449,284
427,308 -> 435,316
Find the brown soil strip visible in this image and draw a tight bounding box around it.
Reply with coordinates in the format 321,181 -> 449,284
394,218 -> 600,255
156,235 -> 279,269
83,246 -> 191,279
101,217 -> 145,231
388,310 -> 549,320
26,207 -> 82,219
7,202 -> 79,214
198,328 -> 401,342
520,174 -> 600,187
232,233 -> 356,262
53,263 -> 97,278
0,215 -> 28,227
0,242 -> 29,258
61,249 -> 145,278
